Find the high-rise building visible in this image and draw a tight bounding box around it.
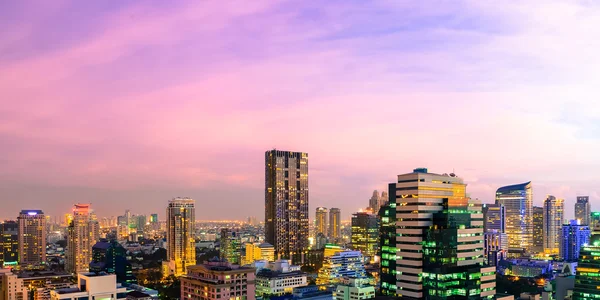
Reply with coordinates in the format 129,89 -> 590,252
329,208 -> 341,241
532,206 -> 544,254
0,221 -> 18,268
368,190 -> 380,213
484,230 -> 508,266
0,268 -> 28,300
181,261 -> 256,300
560,220 -> 590,262
495,182 -> 533,256
380,191 -> 388,206
483,204 -> 505,233
379,184 -> 397,296
350,212 -> 379,261
220,228 -> 241,265
575,196 -> 591,226
164,197 -> 196,277
90,240 -> 136,283
544,195 -> 564,254
573,229 -> 600,299
316,250 -> 367,285
66,204 -> 100,274
315,207 -> 328,237
18,210 -> 46,266
265,150 -> 309,262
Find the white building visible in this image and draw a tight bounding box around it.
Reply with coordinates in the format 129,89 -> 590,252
0,269 -> 28,300
334,278 -> 375,300
255,260 -> 307,296
50,273 -> 128,300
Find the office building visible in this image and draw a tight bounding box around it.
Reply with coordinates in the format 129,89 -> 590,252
368,190 -> 380,213
531,206 -> 544,254
561,220 -> 590,262
495,182 -> 533,255
484,230 -> 508,266
244,243 -> 275,265
265,150 -> 309,262
18,209 -> 46,266
379,184 -> 397,296
315,207 -> 328,237
543,195 -> 564,254
50,273 -> 129,300
350,212 -> 379,261
220,228 -> 241,264
573,229 -> 600,299
483,203 -> 505,233
0,221 -> 18,268
90,240 -> 136,283
329,208 -> 341,241
255,260 -> 307,297
164,197 -> 196,277
316,250 -> 366,285
66,204 -> 100,274
575,196 -> 591,226
181,261 -> 256,300
335,278 -> 375,300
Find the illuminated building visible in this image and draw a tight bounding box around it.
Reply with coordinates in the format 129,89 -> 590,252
573,228 -> 600,299
0,268 -> 28,300
543,195 -> 564,254
335,278 -> 375,300
244,243 -> 275,265
220,228 -> 241,264
164,197 -> 196,277
255,260 -> 307,297
324,244 -> 344,258
90,240 -> 136,283
560,220 -> 590,262
495,182 -> 533,256
350,212 -> 379,262
483,203 -> 505,233
532,206 -> 544,254
575,196 -> 591,226
378,183 -> 397,296
0,221 -> 18,268
315,207 -> 328,237
265,150 -> 309,262
18,210 -> 46,267
329,208 -> 341,240
591,212 -> 600,232
484,230 -> 508,266
50,273 -> 129,300
66,204 -> 100,274
316,250 -> 366,285
180,261 -> 256,300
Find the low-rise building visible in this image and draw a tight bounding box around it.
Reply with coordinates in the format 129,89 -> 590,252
180,260 -> 256,300
334,278 -> 375,300
50,272 -> 128,300
255,261 -> 307,297
0,268 -> 28,300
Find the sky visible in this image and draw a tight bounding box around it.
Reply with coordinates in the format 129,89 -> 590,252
2,1 -> 600,221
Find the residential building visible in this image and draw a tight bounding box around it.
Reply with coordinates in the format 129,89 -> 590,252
265,150 -> 309,262
220,228 -> 241,265
316,207 -> 328,237
573,229 -> 600,299
378,184 -> 397,296
180,261 -> 256,300
0,221 -> 18,268
575,196 -> 591,226
316,250 -> 366,285
255,260 -> 307,297
543,195 -> 564,254
0,268 -> 28,300
18,210 -> 46,266
561,220 -> 590,262
495,182 -> 533,256
484,230 -> 508,266
329,208 -> 341,241
532,206 -> 544,254
50,273 -> 128,300
90,240 -> 136,284
17,270 -> 72,300
350,212 -> 379,262
163,197 -> 196,277
66,204 -> 100,274
334,278 -> 375,300
483,203 -> 505,233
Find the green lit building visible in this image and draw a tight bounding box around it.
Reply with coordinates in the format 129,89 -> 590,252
351,212 -> 379,262
220,228 -> 241,264
89,240 -> 136,284
379,183 -> 397,296
573,231 -> 600,299
591,212 -> 600,232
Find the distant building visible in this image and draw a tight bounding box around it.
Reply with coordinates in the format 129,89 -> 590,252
164,197 -> 196,277
0,221 -> 18,268
484,230 -> 508,266
483,203 -> 505,233
532,206 -> 544,254
314,233 -> 328,250
90,240 -> 136,284
292,285 -> 333,300
561,220 -> 590,262
573,229 -> 600,299
575,196 -> 591,226
507,259 -> 552,277
495,182 -> 533,255
66,204 -> 100,274
0,268 -> 28,300
180,261 -> 256,300
316,250 -> 366,285
50,272 -> 129,300
543,195 -> 564,254
378,185 -> 396,297
18,210 -> 46,267
315,207 -> 328,237
351,212 -> 379,262
329,208 -> 341,241
368,191 -> 380,214
255,260 -> 307,297
220,228 -> 241,264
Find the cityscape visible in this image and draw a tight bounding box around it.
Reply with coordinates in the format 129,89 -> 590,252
2,1 -> 600,300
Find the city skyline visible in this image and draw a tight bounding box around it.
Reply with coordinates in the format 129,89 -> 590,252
3,1 -> 600,221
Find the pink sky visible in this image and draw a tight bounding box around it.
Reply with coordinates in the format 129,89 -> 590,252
2,1 -> 600,221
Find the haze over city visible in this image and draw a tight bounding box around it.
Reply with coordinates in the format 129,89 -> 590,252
3,1 -> 600,221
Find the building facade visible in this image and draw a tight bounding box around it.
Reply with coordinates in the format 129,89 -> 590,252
495,182 -> 533,256
316,250 -> 367,285
244,243 -> 275,265
265,150 -> 309,262
483,203 -> 505,233
18,210 -> 47,267
350,212 -> 379,262
0,268 -> 28,300
368,190 -> 380,214
66,204 -> 100,274
573,230 -> 600,299
378,184 -> 397,296
561,220 -> 590,262
255,264 -> 307,297
329,208 -> 341,241
575,196 -> 591,226
50,273 -> 129,300
90,240 -> 136,284
220,228 -> 241,265
543,195 -> 564,254
315,207 -> 328,237
0,221 -> 18,268
484,230 -> 508,266
164,197 -> 196,277
532,206 -> 544,254
180,261 -> 256,300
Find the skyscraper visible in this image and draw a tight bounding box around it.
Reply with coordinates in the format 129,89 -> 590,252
18,210 -> 46,266
561,220 -> 590,262
89,240 -> 136,283
575,196 -> 591,226
495,182 -> 533,256
483,203 -> 505,233
164,197 -> 196,276
532,206 -> 544,254
543,195 -> 564,254
265,150 -> 309,262
573,229 -> 600,299
66,204 -> 100,274
220,228 -> 241,264
328,208 -> 341,241
0,221 -> 18,268
390,168 -> 495,299
369,190 -> 380,213
379,184 -> 397,296
315,207 -> 328,237
351,212 -> 379,261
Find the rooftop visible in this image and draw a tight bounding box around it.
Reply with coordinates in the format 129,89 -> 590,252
496,182 -> 532,193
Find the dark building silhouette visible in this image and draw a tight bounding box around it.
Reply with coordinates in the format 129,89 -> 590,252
90,239 -> 136,284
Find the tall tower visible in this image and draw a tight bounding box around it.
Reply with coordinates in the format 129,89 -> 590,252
165,197 -> 196,276
369,190 -> 379,213
574,229 -> 600,299
351,212 -> 379,262
0,221 -> 19,268
532,206 -> 544,254
265,150 -> 309,262
66,204 -> 99,274
328,208 -> 341,241
543,195 -> 564,254
575,196 -> 591,226
220,228 -> 241,264
495,182 -> 533,256
315,207 -> 328,237
18,210 -> 46,267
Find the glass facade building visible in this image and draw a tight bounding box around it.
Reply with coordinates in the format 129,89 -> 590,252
0,221 -> 18,268
561,220 -> 590,262
220,228 -> 241,265
379,184 -> 397,296
483,204 -> 505,233
495,182 -> 533,256
351,212 -> 379,262
532,206 -> 544,254
576,196 -> 591,226
18,210 -> 47,266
